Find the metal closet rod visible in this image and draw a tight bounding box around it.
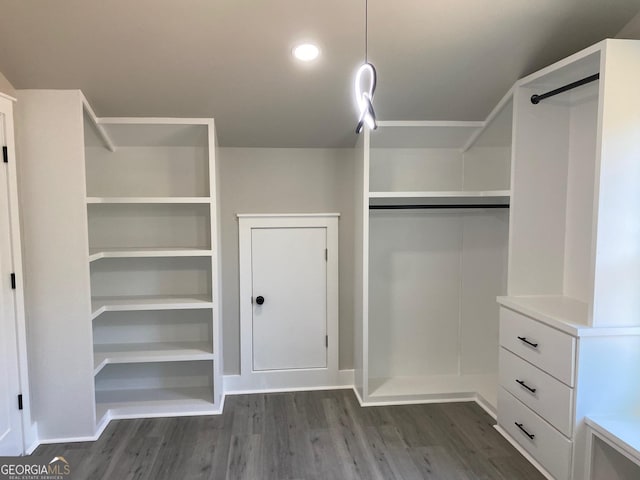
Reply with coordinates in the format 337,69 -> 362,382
530,73 -> 599,104
369,204 -> 509,210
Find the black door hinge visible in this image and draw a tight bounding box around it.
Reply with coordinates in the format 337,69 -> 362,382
325,248 -> 328,261
18,394 -> 23,410
10,273 -> 16,289
325,335 -> 328,348
2,146 -> 7,163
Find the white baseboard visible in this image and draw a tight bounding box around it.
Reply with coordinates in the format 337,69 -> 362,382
36,434 -> 100,446
494,425 -> 554,480
94,414 -> 111,440
475,394 -> 497,420
25,439 -> 40,455
360,395 -> 479,407
109,408 -> 223,421
352,386 -> 365,406
223,369 -> 355,394
23,421 -> 39,455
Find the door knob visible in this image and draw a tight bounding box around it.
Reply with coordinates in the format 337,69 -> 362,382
256,296 -> 265,305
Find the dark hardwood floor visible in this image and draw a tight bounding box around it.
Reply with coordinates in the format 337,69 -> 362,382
34,389 -> 544,479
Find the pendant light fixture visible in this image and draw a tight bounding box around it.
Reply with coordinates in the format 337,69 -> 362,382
354,0 -> 377,134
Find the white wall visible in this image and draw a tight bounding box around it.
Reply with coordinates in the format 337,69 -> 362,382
218,148 -> 355,374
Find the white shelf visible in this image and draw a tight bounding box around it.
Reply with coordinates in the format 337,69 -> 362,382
498,295 -> 589,335
369,190 -> 511,207
91,295 -> 213,320
93,342 -> 214,375
367,373 -> 498,409
498,295 -> 640,337
88,247 -> 212,262
87,197 -> 210,204
95,386 -> 216,420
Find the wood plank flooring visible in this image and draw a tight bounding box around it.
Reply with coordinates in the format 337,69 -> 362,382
34,389 -> 544,479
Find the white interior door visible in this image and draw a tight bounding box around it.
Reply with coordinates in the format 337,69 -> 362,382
0,111 -> 23,455
251,227 -> 327,371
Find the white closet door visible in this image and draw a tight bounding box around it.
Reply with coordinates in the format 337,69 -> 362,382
251,227 -> 327,371
0,111 -> 23,455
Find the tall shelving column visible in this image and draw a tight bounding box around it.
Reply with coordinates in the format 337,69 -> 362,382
14,90 -> 97,441
356,112 -> 513,411
84,117 -> 223,426
495,39 -> 640,480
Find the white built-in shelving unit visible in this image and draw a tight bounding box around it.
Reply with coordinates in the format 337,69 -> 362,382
493,39 -> 640,480
353,42 -> 640,480
84,115 -> 223,427
354,106 -> 514,412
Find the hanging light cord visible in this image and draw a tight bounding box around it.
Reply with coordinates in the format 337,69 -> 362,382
354,0 -> 378,134
365,0 -> 368,62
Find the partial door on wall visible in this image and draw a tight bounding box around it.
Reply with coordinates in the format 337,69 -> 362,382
251,226 -> 327,371
236,214 -> 339,391
0,109 -> 23,455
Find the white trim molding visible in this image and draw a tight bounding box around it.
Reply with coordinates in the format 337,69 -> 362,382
224,369 -> 355,395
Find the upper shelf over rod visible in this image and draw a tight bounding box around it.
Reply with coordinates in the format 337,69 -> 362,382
370,204 -> 509,210
369,190 -> 510,207
86,197 -> 211,204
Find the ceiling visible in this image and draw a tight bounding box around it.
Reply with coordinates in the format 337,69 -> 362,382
0,0 -> 638,148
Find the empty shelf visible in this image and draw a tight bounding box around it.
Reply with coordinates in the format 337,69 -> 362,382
95,387 -> 216,419
89,247 -> 212,262
369,190 -> 511,207
91,295 -> 213,320
368,373 -> 498,409
93,342 -> 214,375
87,197 -> 211,204
586,415 -> 640,465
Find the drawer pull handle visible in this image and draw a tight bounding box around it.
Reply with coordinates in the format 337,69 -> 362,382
515,379 -> 537,393
517,336 -> 538,348
515,422 -> 535,440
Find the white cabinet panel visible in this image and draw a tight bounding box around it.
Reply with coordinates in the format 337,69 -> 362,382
500,307 -> 575,386
499,347 -> 573,437
499,388 -> 572,480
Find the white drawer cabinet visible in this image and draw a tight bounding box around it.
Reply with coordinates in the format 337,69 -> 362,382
499,388 -> 572,480
497,301 -> 640,480
500,347 -> 574,437
499,305 -> 577,479
500,307 -> 576,386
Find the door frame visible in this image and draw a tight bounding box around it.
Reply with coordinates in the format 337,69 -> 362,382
0,94 -> 33,455
237,214 -> 339,391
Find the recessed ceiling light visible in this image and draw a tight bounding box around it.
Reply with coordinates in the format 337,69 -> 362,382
292,43 -> 320,62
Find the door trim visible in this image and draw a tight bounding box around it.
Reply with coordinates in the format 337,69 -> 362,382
0,96 -> 33,454
238,214 -> 339,391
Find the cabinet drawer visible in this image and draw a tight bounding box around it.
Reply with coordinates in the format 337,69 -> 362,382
500,307 -> 576,386
498,388 -> 572,480
499,347 -> 574,437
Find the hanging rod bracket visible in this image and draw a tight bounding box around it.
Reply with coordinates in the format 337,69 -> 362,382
530,73 -> 599,105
